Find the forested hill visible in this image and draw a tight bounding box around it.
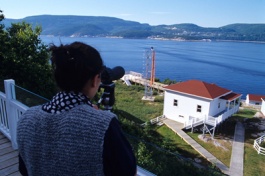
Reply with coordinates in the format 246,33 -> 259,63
3,15 -> 265,41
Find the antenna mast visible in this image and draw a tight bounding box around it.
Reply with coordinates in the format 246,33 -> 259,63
142,47 -> 156,101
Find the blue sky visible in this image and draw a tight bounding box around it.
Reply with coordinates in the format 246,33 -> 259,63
1,0 -> 265,27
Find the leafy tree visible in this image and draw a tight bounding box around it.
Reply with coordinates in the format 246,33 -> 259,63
0,13 -> 56,98
0,10 -> 9,81
163,78 -> 177,85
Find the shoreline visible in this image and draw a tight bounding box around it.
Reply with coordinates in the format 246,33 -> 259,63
40,35 -> 265,44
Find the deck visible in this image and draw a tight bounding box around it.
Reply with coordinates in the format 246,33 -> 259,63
0,133 -> 21,176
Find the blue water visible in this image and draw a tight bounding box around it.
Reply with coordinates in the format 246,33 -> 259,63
41,36 -> 265,98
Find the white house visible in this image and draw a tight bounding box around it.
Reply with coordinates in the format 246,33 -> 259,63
163,80 -> 242,126
246,94 -> 265,106
261,98 -> 265,116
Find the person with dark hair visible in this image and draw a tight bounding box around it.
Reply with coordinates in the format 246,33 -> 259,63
17,42 -> 137,176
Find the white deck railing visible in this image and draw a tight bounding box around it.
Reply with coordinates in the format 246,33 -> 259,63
184,105 -> 240,129
0,79 -> 29,149
254,134 -> 265,155
215,106 -> 239,124
0,79 -> 156,175
184,116 -> 205,129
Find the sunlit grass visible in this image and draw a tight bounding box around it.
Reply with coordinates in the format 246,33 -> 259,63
244,116 -> 265,175
156,125 -> 208,164
113,81 -> 163,122
187,132 -> 232,167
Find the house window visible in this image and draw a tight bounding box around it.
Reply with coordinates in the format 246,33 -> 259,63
173,99 -> 178,106
197,105 -> 202,112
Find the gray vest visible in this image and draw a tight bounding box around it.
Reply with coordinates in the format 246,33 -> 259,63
17,104 -> 115,176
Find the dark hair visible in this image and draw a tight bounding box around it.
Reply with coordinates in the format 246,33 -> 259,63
50,42 -> 103,92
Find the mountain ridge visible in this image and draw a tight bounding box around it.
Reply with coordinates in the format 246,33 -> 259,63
2,15 -> 265,41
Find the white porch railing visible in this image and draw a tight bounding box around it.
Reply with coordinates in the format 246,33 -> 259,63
184,105 -> 240,129
0,79 -> 28,149
184,116 -> 205,129
0,79 -> 157,176
215,106 -> 239,124
254,134 -> 265,155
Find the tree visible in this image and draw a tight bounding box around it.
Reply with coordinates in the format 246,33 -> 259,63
163,78 -> 177,85
0,14 -> 56,98
0,10 -> 4,21
0,10 -> 9,80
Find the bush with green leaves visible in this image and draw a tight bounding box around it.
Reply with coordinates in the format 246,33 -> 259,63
0,10 -> 56,98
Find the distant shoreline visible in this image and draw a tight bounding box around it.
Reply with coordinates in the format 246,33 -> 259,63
40,35 -> 265,44
215,39 -> 265,44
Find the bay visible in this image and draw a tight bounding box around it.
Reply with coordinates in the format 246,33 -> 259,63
41,36 -> 265,99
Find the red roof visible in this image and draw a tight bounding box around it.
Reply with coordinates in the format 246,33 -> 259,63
221,92 -> 242,101
164,80 -> 231,99
248,94 -> 265,102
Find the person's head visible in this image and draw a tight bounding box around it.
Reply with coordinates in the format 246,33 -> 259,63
50,42 -> 104,98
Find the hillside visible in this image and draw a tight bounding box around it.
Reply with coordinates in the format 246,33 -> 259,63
2,15 -> 265,41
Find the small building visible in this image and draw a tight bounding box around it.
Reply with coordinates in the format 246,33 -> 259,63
246,94 -> 265,106
163,80 -> 241,127
261,98 -> 265,116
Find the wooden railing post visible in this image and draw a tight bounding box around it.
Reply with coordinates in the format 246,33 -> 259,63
4,79 -> 18,149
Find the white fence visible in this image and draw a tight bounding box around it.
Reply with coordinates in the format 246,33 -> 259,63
254,134 -> 265,155
141,115 -> 166,126
0,79 -> 29,149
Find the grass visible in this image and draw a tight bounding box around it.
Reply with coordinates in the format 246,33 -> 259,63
244,142 -> 265,176
260,142 -> 265,148
233,108 -> 257,120
156,125 -> 208,164
112,81 -> 163,122
244,116 -> 265,175
185,108 -> 265,175
187,132 -> 232,167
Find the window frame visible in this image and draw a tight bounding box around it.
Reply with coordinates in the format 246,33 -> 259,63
197,105 -> 202,112
173,99 -> 178,106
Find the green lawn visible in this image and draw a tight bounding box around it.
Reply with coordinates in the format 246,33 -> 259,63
112,81 -> 163,123
187,132 -> 232,167
244,117 -> 265,175
156,125 -> 208,165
